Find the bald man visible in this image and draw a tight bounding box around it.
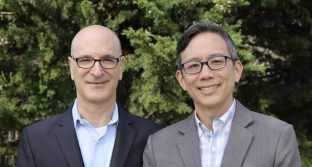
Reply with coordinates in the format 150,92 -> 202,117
16,25 -> 160,167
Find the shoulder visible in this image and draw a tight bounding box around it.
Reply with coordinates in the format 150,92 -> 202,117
235,101 -> 294,138
235,101 -> 293,130
22,109 -> 70,135
250,110 -> 293,133
252,110 -> 290,125
149,114 -> 194,141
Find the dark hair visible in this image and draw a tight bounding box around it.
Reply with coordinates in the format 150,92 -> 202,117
176,21 -> 238,68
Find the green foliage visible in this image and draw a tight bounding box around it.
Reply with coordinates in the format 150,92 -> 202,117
0,0 -> 311,166
237,0 -> 312,164
123,27 -> 191,124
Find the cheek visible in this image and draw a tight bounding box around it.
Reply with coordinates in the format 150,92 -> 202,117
183,76 -> 198,91
108,69 -> 122,83
224,73 -> 236,90
72,73 -> 82,87
72,69 -> 88,85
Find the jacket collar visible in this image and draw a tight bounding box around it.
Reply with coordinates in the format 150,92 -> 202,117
55,105 -> 136,167
221,100 -> 254,167
109,107 -> 136,167
55,106 -> 85,167
176,114 -> 202,167
176,100 -> 254,167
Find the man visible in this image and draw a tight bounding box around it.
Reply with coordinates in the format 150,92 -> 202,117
16,25 -> 160,167
143,21 -> 301,167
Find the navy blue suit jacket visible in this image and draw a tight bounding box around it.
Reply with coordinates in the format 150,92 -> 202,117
16,105 -> 160,167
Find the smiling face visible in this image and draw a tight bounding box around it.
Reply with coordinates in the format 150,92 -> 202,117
176,32 -> 243,113
68,25 -> 124,105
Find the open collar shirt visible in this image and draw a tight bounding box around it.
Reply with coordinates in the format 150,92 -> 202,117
195,100 -> 236,167
72,99 -> 119,167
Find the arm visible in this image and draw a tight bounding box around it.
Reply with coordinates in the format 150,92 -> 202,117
16,128 -> 36,167
274,124 -> 301,167
143,135 -> 156,167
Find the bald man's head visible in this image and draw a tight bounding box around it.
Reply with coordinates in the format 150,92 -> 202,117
68,25 -> 125,105
70,25 -> 122,57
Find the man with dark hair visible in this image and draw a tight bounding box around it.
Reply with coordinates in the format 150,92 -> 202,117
16,25 -> 160,167
143,21 -> 300,167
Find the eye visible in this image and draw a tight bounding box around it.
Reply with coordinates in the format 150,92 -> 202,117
210,57 -> 225,65
101,58 -> 115,62
185,62 -> 201,69
101,58 -> 115,63
78,58 -> 93,63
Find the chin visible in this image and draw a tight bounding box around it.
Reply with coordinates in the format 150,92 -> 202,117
86,95 -> 108,103
197,97 -> 222,107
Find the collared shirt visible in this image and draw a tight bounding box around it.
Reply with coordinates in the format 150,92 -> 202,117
195,100 -> 236,167
72,99 -> 118,167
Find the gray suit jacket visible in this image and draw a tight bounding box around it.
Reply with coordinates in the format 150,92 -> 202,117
143,101 -> 301,167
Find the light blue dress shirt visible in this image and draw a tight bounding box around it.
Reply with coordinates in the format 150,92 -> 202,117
195,100 -> 236,167
72,99 -> 118,167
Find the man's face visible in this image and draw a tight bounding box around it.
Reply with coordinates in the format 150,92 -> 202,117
68,28 -> 124,105
176,32 -> 243,111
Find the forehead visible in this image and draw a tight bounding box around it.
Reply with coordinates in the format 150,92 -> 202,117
180,32 -> 229,60
71,27 -> 121,57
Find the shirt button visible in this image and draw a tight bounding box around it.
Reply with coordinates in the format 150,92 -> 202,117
211,146 -> 216,152
225,128 -> 230,134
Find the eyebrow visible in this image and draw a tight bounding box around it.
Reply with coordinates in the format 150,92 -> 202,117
183,57 -> 201,63
209,53 -> 228,57
76,54 -> 119,59
183,53 -> 227,63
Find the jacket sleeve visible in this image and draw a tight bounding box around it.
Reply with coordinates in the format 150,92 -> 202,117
16,128 -> 36,167
143,135 -> 156,167
274,124 -> 301,167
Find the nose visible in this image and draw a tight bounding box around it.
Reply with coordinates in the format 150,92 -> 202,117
90,61 -> 104,76
199,63 -> 214,78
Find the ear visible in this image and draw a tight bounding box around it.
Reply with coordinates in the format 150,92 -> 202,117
68,57 -> 74,80
234,60 -> 243,83
118,56 -> 125,80
176,70 -> 187,91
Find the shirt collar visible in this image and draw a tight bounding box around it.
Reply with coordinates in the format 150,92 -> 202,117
72,98 -> 119,128
195,99 -> 236,135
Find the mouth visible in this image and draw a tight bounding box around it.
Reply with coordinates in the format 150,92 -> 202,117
86,80 -> 108,85
197,84 -> 220,93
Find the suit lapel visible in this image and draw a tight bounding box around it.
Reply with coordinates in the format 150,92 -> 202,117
109,108 -> 136,167
222,101 -> 254,167
176,114 -> 202,167
55,108 -> 85,167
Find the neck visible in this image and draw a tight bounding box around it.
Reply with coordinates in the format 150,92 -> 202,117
76,98 -> 116,128
195,98 -> 233,131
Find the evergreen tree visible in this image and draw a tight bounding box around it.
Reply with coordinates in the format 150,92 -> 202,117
0,0 -> 310,166
236,0 -> 312,164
